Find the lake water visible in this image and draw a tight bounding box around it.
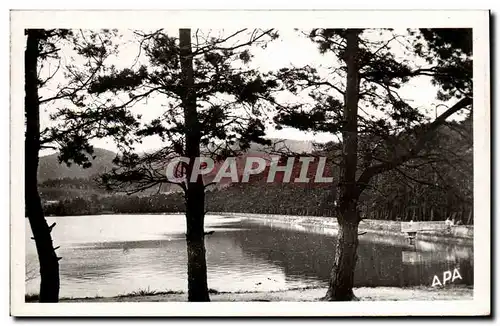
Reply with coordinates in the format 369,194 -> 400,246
25,214 -> 473,298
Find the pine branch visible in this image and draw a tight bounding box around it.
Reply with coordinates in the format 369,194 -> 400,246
356,96 -> 472,195
193,29 -> 248,55
193,29 -> 274,55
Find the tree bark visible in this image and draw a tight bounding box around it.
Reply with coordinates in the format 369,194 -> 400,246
25,29 -> 60,302
179,28 -> 210,302
185,183 -> 209,302
324,29 -> 361,301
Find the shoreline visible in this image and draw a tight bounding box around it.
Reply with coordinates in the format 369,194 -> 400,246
213,212 -> 473,245
26,285 -> 473,303
27,213 -> 474,303
45,211 -> 474,244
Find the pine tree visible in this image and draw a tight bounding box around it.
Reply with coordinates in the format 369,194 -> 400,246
90,28 -> 278,301
274,28 -> 472,301
25,28 -> 133,302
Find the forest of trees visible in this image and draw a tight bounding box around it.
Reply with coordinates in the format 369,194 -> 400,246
25,27 -> 473,302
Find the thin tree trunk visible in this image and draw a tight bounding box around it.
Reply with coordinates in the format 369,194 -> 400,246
25,29 -> 60,302
179,28 -> 210,302
324,29 -> 361,301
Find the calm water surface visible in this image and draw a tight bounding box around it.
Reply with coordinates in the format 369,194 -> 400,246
25,214 -> 473,298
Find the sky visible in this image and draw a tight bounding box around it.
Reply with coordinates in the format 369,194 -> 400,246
38,28 -> 457,156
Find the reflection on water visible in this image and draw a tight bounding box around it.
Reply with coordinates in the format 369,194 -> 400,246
25,214 -> 473,298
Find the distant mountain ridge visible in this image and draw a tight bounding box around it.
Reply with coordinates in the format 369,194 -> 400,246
38,148 -> 117,182
37,139 -> 318,183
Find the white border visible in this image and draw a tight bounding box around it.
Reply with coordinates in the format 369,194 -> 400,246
9,10 -> 490,317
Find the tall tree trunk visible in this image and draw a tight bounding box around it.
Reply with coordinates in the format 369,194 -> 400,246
179,28 -> 210,302
324,29 -> 361,301
325,208 -> 360,301
25,29 -> 60,302
185,183 -> 209,302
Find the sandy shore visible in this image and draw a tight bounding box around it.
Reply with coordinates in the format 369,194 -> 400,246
54,286 -> 472,303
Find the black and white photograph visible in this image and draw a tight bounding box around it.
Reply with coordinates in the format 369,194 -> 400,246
9,10 -> 490,317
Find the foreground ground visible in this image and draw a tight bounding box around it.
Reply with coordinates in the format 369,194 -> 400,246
36,286 -> 473,303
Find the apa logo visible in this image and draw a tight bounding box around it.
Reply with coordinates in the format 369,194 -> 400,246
431,268 -> 463,287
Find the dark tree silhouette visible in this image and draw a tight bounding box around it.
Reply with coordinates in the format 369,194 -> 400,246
24,28 -> 135,302
91,28 -> 279,301
25,29 -> 61,302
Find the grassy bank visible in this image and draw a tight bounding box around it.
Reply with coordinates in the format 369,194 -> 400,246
26,285 -> 473,302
